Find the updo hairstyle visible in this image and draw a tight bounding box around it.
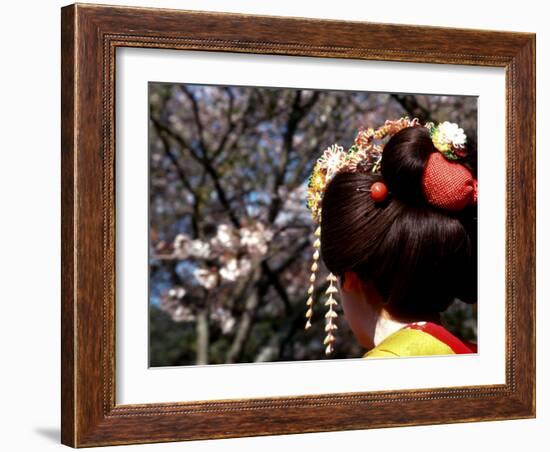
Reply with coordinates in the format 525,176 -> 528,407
320,126 -> 477,319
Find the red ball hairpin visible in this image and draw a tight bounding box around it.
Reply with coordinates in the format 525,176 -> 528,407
356,181 -> 389,203
370,182 -> 389,202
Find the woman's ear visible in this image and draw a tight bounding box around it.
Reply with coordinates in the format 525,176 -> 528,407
341,271 -> 360,293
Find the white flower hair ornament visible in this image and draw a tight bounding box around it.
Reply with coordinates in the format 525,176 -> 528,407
425,121 -> 468,160
305,117 -> 474,356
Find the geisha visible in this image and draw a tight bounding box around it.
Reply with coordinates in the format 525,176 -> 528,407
305,118 -> 477,358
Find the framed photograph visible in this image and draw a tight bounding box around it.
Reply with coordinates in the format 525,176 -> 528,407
61,3 -> 536,447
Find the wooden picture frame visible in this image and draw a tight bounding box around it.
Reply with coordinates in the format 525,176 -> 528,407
61,3 -> 536,447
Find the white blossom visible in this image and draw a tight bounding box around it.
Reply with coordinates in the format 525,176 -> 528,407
219,257 -> 253,281
219,258 -> 240,281
210,306 -> 236,334
240,222 -> 273,256
439,121 -> 467,148
188,239 -> 211,258
160,290 -> 195,322
238,257 -> 252,275
212,223 -> 240,250
240,228 -> 266,255
171,305 -> 195,322
173,233 -> 191,259
193,267 -> 219,289
168,286 -> 186,299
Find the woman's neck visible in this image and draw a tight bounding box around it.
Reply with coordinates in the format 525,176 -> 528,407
373,312 -> 443,346
373,315 -> 409,346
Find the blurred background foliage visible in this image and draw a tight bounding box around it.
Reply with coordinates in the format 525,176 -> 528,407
148,83 -> 478,367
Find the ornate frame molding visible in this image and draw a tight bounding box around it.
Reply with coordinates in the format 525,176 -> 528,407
61,4 -> 535,447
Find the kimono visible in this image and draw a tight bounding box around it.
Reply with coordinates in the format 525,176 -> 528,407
363,321 -> 477,358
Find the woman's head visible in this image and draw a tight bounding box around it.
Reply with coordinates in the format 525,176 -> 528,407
320,126 -> 477,322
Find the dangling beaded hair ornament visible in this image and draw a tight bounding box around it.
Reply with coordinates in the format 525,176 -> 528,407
305,117 -> 477,356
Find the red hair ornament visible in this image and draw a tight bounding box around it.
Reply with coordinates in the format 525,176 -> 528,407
422,152 -> 478,211
370,181 -> 389,202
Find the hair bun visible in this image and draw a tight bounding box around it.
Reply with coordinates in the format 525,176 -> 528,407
380,126 -> 434,205
422,152 -> 477,211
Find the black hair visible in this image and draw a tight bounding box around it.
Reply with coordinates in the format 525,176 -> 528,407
320,126 -> 477,320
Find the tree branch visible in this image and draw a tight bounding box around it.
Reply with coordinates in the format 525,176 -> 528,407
213,87 -> 236,158
225,268 -> 262,363
151,114 -> 241,228
195,307 -> 210,365
179,85 -> 209,156
152,123 -> 201,238
391,94 -> 434,123
268,90 -> 320,223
